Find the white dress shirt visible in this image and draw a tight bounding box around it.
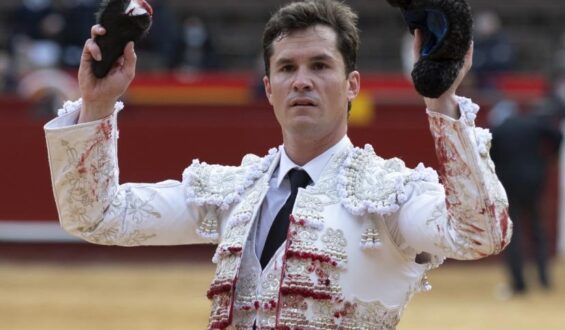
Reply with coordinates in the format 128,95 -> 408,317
254,135 -> 352,258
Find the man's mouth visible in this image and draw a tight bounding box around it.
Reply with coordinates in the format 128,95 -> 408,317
290,98 -> 317,107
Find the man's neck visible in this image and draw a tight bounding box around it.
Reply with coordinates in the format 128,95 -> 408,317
282,132 -> 346,166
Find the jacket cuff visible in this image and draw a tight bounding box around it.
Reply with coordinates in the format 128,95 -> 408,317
44,98 -> 124,131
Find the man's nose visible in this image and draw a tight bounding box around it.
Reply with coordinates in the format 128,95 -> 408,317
292,68 -> 313,92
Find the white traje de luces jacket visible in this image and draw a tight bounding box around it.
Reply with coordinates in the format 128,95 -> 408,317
44,96 -> 511,329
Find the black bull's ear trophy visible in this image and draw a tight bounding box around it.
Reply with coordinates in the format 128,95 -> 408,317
92,0 -> 153,79
387,0 -> 473,98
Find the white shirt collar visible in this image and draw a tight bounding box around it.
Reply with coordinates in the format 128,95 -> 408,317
276,135 -> 351,187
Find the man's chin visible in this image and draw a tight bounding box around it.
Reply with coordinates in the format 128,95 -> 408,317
287,105 -> 321,115
284,119 -> 321,138
288,115 -> 317,127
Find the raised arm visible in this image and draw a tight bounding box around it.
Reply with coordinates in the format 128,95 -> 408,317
44,26 -> 210,246
393,30 -> 511,261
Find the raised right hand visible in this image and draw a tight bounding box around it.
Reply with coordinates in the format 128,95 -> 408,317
78,25 -> 137,123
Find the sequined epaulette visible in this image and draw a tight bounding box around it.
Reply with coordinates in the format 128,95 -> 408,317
337,144 -> 439,217
182,148 -> 278,241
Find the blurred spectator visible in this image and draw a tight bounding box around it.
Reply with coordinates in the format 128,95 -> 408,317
179,16 -> 219,71
473,10 -> 515,93
0,50 -> 17,92
11,0 -> 65,73
59,0 -> 97,69
546,43 -> 565,256
547,33 -> 565,120
490,98 -> 562,296
554,31 -> 565,73
136,0 -> 181,70
8,0 -> 79,117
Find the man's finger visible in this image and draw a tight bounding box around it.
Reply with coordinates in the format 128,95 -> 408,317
90,24 -> 106,39
81,38 -> 102,63
83,39 -> 102,62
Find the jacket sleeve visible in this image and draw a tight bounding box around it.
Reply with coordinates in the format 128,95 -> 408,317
395,96 -> 512,260
44,99 -> 210,246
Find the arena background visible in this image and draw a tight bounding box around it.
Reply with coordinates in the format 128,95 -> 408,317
0,0 -> 564,329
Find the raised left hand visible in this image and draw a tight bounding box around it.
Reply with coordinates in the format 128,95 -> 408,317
413,29 -> 474,118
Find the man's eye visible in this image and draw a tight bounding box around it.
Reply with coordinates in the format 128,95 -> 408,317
280,65 -> 294,72
312,62 -> 328,70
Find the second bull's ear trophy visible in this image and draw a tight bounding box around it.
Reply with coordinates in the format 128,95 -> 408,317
387,0 -> 473,98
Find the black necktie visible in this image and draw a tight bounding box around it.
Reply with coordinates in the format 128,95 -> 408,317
260,168 -> 311,269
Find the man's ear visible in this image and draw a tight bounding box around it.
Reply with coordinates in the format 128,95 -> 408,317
347,70 -> 361,103
263,75 -> 273,105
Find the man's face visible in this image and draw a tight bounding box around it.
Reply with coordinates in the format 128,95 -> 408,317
263,25 -> 360,143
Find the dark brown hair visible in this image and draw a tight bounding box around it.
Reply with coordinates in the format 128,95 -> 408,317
262,0 -> 360,77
